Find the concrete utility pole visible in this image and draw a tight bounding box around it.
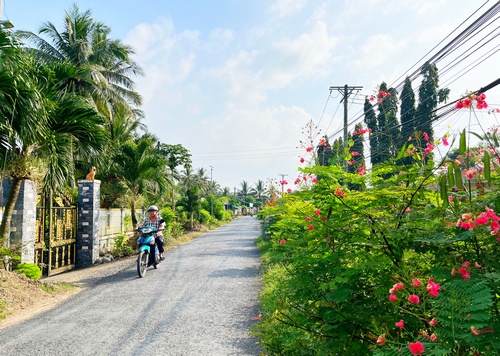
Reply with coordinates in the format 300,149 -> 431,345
209,166 -> 214,216
278,173 -> 288,193
329,84 -> 363,172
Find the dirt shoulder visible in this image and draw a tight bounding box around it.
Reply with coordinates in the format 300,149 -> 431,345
0,229 -> 208,330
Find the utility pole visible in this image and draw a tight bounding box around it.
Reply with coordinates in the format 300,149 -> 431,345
278,173 -> 288,193
209,166 -> 214,216
329,84 -> 362,172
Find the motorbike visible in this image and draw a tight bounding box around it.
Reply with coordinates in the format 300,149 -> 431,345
136,226 -> 161,278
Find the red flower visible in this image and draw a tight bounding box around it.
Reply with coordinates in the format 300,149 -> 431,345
408,341 -> 424,355
306,147 -> 313,152
335,187 -> 346,198
389,294 -> 398,302
308,225 -> 314,231
376,334 -> 386,344
412,278 -> 421,287
429,318 -> 437,327
279,239 -> 286,245
423,132 -> 429,141
408,295 -> 420,304
395,319 -> 404,329
300,157 -> 305,163
315,209 -> 321,215
427,281 -> 441,297
305,216 -> 311,221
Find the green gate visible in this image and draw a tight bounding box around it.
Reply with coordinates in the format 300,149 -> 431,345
34,195 -> 77,276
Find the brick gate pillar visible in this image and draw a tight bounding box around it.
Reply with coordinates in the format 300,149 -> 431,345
76,179 -> 100,268
1,179 -> 37,264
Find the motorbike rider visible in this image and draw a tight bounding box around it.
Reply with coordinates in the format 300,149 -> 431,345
137,205 -> 166,260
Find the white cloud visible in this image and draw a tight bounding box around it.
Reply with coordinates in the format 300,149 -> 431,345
269,0 -> 307,17
265,21 -> 340,87
209,28 -> 235,44
353,34 -> 408,69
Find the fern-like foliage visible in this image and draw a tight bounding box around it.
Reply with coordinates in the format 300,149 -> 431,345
431,274 -> 500,354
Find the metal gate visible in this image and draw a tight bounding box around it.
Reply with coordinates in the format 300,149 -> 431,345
34,195 -> 77,276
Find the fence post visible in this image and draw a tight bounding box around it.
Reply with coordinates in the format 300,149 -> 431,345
1,179 -> 37,264
76,179 -> 100,268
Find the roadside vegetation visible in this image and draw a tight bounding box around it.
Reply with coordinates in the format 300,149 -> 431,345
253,91 -> 500,354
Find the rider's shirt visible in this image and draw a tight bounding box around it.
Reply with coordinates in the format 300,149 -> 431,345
141,216 -> 165,240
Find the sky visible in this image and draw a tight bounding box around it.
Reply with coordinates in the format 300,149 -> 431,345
2,0 -> 499,192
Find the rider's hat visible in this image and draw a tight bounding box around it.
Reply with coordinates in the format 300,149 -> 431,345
147,205 -> 159,212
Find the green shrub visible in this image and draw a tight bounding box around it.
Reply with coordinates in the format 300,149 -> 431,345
14,263 -> 42,280
111,232 -> 133,256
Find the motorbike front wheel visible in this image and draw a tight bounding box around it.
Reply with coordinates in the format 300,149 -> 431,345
137,250 -> 149,278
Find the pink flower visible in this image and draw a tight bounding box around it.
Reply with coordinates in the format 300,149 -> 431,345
394,282 -> 404,291
300,157 -> 305,163
464,168 -> 477,180
448,195 -> 454,202
423,132 -> 429,141
358,165 -> 366,175
429,318 -> 437,327
308,225 -> 314,231
427,281 -> 441,297
408,295 -> 420,304
305,216 -> 311,221
462,261 -> 471,268
430,334 -> 437,341
408,341 -> 424,355
442,136 -> 449,146
395,319 -> 404,329
279,239 -> 286,245
315,209 -> 321,215
389,294 -> 398,302
376,334 -> 386,344
286,188 -> 292,193
412,278 -> 421,287
306,147 -> 313,152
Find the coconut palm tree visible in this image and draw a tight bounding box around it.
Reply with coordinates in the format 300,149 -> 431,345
111,134 -> 169,227
17,4 -> 143,120
0,29 -> 109,245
251,179 -> 268,206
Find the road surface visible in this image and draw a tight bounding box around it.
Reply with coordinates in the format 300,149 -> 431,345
0,216 -> 263,356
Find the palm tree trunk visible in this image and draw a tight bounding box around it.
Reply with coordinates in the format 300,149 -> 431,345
0,178 -> 22,246
131,200 -> 138,228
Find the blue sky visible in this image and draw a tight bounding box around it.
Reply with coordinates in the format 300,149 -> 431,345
3,0 -> 499,191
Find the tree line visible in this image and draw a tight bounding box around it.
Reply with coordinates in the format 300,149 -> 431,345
0,4 -> 271,264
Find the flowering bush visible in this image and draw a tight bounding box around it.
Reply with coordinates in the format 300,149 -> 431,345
253,102 -> 500,355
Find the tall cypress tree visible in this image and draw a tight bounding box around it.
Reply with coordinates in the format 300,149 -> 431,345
376,82 -> 400,162
416,62 -> 450,141
364,97 -> 379,164
400,77 -> 416,147
348,123 -> 365,175
316,135 -> 334,166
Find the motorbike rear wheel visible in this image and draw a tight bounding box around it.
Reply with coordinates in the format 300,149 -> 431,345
137,250 -> 148,278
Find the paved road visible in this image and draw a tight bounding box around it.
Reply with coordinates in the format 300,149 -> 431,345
0,217 -> 263,356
